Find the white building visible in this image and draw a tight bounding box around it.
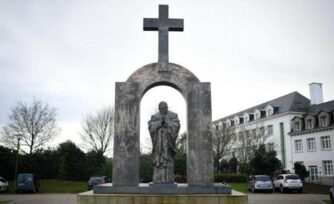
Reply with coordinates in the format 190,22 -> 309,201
290,99 -> 334,185
213,83 -> 334,185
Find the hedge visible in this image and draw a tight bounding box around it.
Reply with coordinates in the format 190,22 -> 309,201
214,174 -> 248,183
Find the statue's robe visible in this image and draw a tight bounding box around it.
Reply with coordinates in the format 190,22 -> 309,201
148,110 -> 180,183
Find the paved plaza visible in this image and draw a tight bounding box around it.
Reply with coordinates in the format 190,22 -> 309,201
0,193 -> 330,204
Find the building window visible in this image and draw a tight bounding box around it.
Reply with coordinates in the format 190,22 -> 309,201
295,139 -> 303,152
306,119 -> 312,129
307,138 -> 316,151
245,130 -> 251,138
323,160 -> 333,176
321,136 -> 331,150
267,125 -> 273,135
267,143 -> 274,151
238,132 -> 244,142
320,116 -> 328,127
259,127 -> 265,136
294,122 -> 301,131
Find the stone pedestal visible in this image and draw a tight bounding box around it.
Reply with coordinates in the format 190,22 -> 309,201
93,183 -> 231,194
77,190 -> 248,204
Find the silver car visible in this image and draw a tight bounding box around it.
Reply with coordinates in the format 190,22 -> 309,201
248,175 -> 274,193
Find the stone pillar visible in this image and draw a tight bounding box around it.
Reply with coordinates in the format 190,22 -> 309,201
187,82 -> 214,186
113,82 -> 140,186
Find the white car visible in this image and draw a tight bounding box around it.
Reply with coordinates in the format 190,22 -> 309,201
273,174 -> 303,193
0,177 -> 9,192
329,185 -> 334,204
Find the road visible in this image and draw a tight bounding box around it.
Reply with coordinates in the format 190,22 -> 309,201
248,193 -> 329,204
0,193 -> 330,204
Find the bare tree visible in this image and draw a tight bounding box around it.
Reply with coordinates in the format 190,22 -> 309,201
231,123 -> 271,173
212,124 -> 236,173
1,99 -> 59,154
80,107 -> 114,155
176,132 -> 187,153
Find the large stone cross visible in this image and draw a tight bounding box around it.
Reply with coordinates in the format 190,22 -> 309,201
144,5 -> 184,72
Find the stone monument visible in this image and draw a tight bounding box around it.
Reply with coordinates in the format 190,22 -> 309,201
77,4 -> 247,204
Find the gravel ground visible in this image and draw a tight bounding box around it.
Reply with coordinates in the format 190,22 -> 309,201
0,194 -> 77,204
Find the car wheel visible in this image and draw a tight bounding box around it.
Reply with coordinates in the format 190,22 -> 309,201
252,187 -> 256,193
280,185 -> 285,193
330,193 -> 333,203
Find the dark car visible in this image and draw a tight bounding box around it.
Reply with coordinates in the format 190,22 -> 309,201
88,176 -> 106,190
16,173 -> 39,193
330,184 -> 334,204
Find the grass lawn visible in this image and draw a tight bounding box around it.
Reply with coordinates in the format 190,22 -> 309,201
0,201 -> 10,204
322,200 -> 331,204
229,183 -> 248,193
39,180 -> 87,193
6,180 -> 87,193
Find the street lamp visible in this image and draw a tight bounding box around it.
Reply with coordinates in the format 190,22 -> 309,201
14,134 -> 22,183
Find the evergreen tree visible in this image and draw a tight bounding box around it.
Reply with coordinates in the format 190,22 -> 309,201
139,153 -> 153,183
57,140 -> 87,181
294,162 -> 309,181
229,156 -> 238,173
249,144 -> 282,176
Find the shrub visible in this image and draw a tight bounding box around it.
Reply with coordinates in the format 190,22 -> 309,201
175,174 -> 187,183
214,174 -> 248,183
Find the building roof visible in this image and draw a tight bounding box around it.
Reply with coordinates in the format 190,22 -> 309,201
214,92 -> 310,123
307,100 -> 334,114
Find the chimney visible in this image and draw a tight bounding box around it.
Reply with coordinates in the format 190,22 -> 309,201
309,82 -> 324,105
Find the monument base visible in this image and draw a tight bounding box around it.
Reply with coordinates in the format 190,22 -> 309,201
77,190 -> 248,204
93,183 -> 231,194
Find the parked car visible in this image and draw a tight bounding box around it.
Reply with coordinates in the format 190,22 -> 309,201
330,184 -> 334,204
273,174 -> 303,193
0,177 -> 9,192
16,173 -> 39,193
88,176 -> 106,190
248,175 -> 274,193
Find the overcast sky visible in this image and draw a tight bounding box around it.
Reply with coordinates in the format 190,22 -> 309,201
1,0 -> 333,154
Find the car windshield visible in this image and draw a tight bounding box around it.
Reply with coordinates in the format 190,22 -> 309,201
0,178 -> 6,183
17,174 -> 33,183
90,177 -> 104,183
286,175 -> 300,180
256,176 -> 271,181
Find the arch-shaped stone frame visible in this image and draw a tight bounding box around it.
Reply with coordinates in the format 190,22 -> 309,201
113,63 -> 213,186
